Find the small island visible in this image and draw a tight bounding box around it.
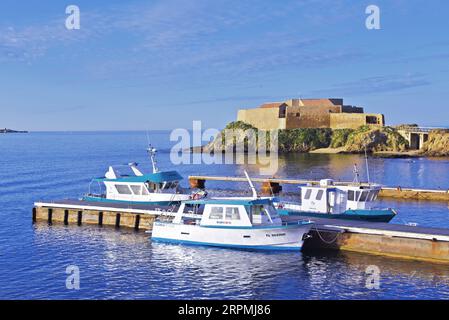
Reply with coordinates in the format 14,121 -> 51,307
194,98 -> 449,157
1,128 -> 28,133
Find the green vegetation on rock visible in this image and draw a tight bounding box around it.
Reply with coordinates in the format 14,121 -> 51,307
199,121 -> 411,154
344,126 -> 408,153
224,121 -> 257,131
420,129 -> 449,156
278,128 -> 332,152
330,129 -> 354,148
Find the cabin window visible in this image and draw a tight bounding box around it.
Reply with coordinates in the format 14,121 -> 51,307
348,190 -> 355,201
142,186 -> 150,195
355,191 -> 361,201
304,189 -> 312,200
225,207 -> 240,220
251,205 -> 270,224
360,191 -> 369,202
162,182 -> 176,190
265,205 -> 279,219
316,190 -> 324,200
130,185 -> 141,195
146,182 -> 157,191
252,205 -> 264,215
209,206 -> 224,219
115,184 -> 132,195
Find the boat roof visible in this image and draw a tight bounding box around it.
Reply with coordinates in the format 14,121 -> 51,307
94,170 -> 183,183
184,197 -> 273,206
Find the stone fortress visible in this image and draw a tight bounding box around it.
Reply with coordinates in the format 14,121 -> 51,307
237,98 -> 385,130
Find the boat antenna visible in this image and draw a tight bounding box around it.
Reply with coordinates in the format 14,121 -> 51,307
244,170 -> 258,198
353,164 -> 360,184
146,132 -> 159,174
147,145 -> 159,173
364,145 -> 371,185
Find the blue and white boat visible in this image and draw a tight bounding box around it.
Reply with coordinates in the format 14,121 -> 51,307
276,179 -> 396,222
83,146 -> 202,205
150,172 -> 313,251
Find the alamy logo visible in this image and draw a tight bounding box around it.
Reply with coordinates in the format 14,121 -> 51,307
170,121 -> 279,176
65,5 -> 81,30
365,265 -> 380,289
66,265 -> 80,290
365,5 -> 381,30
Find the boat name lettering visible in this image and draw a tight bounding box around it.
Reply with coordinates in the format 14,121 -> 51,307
266,233 -> 286,237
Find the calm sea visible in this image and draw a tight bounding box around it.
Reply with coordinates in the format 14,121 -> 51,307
1,131 -> 449,299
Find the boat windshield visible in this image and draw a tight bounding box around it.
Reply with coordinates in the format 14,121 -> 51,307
348,189 -> 379,202
145,181 -> 179,192
250,205 -> 273,225
265,204 -> 279,219
183,203 -> 204,215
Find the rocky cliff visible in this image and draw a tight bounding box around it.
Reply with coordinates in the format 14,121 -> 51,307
343,126 -> 409,153
420,129 -> 449,156
196,122 -> 411,154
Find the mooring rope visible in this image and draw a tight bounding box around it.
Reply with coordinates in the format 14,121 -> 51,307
312,225 -> 341,244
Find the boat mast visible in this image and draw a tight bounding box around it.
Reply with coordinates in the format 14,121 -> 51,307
353,164 -> 360,184
244,170 -> 258,198
147,144 -> 159,174
364,145 -> 371,185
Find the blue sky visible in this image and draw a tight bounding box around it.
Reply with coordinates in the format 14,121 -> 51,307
1,0 -> 448,130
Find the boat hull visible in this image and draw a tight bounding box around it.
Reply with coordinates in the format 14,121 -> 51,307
277,208 -> 396,223
151,222 -> 313,251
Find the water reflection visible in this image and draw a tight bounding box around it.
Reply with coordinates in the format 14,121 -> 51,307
31,224 -> 449,299
4,132 -> 449,299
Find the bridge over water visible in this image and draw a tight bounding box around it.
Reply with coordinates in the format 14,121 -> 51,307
396,126 -> 434,150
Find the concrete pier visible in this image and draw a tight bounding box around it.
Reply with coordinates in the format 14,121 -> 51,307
188,175 -> 449,201
34,199 -> 449,264
298,217 -> 449,264
33,200 -> 175,231
379,187 -> 449,201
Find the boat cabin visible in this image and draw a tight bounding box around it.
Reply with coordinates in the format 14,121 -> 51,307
297,179 -> 381,214
171,198 -> 283,228
337,184 -> 381,210
89,164 -> 184,201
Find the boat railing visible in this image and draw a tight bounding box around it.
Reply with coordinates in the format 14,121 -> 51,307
84,193 -> 106,198
282,219 -> 313,226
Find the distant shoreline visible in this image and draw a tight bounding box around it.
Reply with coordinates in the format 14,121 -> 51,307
1,128 -> 28,133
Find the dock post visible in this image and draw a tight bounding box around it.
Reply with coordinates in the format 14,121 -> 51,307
48,208 -> 53,225
64,210 -> 69,225
189,178 -> 205,189
115,213 -> 121,228
134,214 -> 140,231
32,207 -> 36,223
77,211 -> 82,226
98,212 -> 103,226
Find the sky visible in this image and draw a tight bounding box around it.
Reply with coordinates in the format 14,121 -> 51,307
0,0 -> 448,131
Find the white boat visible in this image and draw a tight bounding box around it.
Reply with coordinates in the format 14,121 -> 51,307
150,172 -> 313,251
83,145 -> 203,205
277,179 -> 396,222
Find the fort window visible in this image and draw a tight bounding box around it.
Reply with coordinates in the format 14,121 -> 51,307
295,113 -> 300,117
279,105 -> 286,118
366,116 -> 379,124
